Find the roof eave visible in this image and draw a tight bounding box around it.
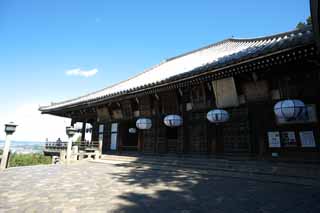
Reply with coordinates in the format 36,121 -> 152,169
40,42 -> 317,115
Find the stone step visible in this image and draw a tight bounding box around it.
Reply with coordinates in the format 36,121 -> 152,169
92,158 -> 320,187
100,154 -> 320,180
101,153 -> 320,170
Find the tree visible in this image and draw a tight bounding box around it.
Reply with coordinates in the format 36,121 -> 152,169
296,16 -> 312,29
307,16 -> 312,25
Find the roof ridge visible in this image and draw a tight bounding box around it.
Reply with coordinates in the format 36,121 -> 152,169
229,26 -> 312,42
165,39 -> 233,62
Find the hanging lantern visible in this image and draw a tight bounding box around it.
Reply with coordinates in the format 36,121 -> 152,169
129,128 -> 137,134
274,99 -> 305,120
136,118 -> 152,130
164,115 -> 183,127
207,109 -> 229,123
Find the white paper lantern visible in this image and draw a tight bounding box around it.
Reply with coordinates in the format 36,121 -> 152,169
128,128 -> 137,134
207,109 -> 229,123
274,99 -> 305,120
164,115 -> 183,127
136,118 -> 152,130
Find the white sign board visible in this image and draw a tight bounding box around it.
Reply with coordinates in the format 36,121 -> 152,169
299,131 -> 316,148
268,131 -> 281,148
281,131 -> 297,147
111,123 -> 118,133
99,124 -> 104,134
111,133 -> 117,150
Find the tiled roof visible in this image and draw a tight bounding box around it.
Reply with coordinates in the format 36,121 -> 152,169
40,27 -> 314,112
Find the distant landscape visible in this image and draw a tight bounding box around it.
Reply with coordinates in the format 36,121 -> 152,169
0,141 -> 45,154
0,141 -> 51,168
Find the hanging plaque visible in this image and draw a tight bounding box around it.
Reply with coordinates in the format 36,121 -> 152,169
299,131 -> 317,148
268,131 -> 281,148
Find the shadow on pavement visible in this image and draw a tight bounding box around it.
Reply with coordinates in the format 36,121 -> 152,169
103,157 -> 320,213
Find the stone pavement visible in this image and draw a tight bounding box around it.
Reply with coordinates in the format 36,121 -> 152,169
0,160 -> 320,213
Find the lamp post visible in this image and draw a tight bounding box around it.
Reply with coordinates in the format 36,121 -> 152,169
0,122 -> 17,170
66,126 -> 76,164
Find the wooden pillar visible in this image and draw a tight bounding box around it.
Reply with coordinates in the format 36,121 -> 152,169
137,131 -> 143,152
71,118 -> 76,126
154,95 -> 164,154
214,124 -> 223,153
182,88 -> 190,154
91,121 -> 99,142
81,122 -> 86,141
206,121 -> 212,155
182,108 -> 189,154
154,116 -> 159,154
139,95 -> 152,153
118,122 -> 122,154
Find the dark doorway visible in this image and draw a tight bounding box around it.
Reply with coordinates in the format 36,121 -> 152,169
121,121 -> 138,151
166,127 -> 178,153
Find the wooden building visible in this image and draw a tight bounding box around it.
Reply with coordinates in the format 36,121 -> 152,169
40,26 -> 320,160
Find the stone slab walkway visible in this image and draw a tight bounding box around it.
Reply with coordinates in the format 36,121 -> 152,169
0,161 -> 320,213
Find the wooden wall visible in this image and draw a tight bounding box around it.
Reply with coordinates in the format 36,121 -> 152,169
85,58 -> 320,159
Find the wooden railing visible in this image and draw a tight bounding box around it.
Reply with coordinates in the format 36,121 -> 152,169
77,141 -> 99,151
45,142 -> 68,150
45,141 -> 100,151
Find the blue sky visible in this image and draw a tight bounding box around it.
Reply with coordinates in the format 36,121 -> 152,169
0,0 -> 310,141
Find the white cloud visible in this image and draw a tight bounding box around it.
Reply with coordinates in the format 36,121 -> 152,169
65,68 -> 98,78
0,103 -> 71,142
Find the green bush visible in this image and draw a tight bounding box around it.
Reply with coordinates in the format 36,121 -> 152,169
9,153 -> 51,167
